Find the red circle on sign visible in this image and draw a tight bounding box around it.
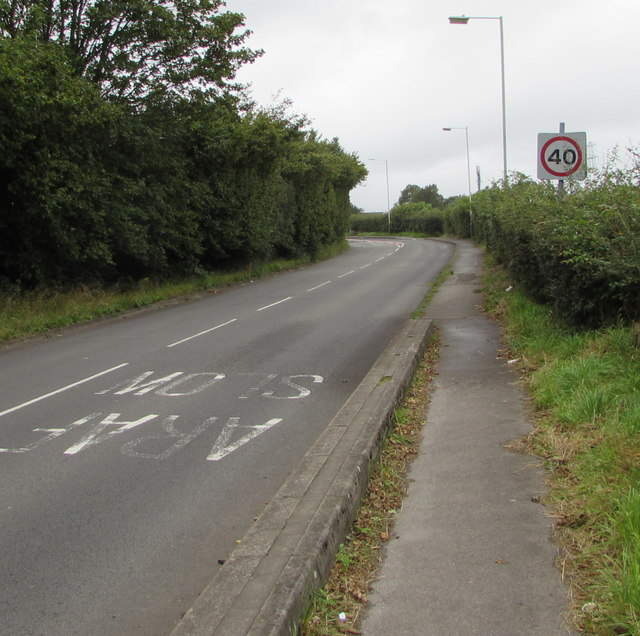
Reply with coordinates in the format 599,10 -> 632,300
540,136 -> 583,177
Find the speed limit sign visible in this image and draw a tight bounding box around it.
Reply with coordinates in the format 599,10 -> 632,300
537,132 -> 587,180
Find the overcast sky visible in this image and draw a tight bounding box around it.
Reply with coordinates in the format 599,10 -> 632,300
224,0 -> 640,211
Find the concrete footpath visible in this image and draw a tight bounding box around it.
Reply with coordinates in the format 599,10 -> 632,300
361,241 -> 575,635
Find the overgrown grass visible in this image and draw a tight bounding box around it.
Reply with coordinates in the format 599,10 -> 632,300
483,258 -> 640,635
300,332 -> 440,635
411,265 -> 454,319
0,243 -> 347,343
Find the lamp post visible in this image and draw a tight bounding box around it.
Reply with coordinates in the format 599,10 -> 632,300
367,158 -> 391,233
449,15 -> 507,187
443,127 -> 473,237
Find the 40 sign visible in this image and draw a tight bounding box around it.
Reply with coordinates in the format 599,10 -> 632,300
537,132 -> 587,180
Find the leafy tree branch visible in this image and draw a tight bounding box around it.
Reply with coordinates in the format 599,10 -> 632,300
0,0 -> 261,103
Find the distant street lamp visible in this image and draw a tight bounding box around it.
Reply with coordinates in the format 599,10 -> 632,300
443,127 -> 473,236
449,15 -> 508,187
367,158 -> 391,232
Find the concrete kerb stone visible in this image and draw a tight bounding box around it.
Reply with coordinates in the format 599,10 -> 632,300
170,312 -> 436,636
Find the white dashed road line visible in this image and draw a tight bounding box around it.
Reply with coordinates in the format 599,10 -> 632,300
0,363 -> 130,418
306,281 -> 331,292
167,319 -> 238,348
256,297 -> 293,312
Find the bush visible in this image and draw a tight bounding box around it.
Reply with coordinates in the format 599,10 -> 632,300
451,170 -> 640,327
349,213 -> 389,234
0,38 -> 367,289
389,202 -> 443,235
349,203 -> 444,236
0,39 -> 120,287
443,198 -> 472,238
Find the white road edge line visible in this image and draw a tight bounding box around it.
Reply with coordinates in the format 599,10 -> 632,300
0,363 -> 130,418
306,281 -> 331,292
257,297 -> 293,312
167,318 -> 238,348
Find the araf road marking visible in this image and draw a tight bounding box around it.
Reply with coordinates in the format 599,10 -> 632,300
96,372 -> 183,395
156,373 -> 226,396
121,415 -> 218,460
237,373 -> 324,399
0,413 -> 100,454
96,371 -> 225,396
237,373 -> 279,399
207,417 -> 283,461
261,375 -> 323,399
0,363 -> 129,418
63,413 -> 159,455
337,270 -> 355,278
167,319 -> 237,348
256,297 -> 293,312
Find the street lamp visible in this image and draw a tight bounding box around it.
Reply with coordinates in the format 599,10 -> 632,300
443,127 -> 473,237
367,158 -> 391,233
449,15 -> 508,187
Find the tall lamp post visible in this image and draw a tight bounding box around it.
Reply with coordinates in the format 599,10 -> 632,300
367,158 -> 391,233
449,15 -> 507,187
442,126 -> 473,236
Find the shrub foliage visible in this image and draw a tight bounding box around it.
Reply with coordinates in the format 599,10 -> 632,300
350,202 -> 444,236
0,34 -> 366,290
444,169 -> 640,327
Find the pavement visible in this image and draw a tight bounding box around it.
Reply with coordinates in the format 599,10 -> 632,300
361,240 -> 575,635
171,239 -> 575,635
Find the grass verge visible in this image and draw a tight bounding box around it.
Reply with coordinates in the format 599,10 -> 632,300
300,330 -> 441,635
0,243 -> 347,344
483,258 -> 640,635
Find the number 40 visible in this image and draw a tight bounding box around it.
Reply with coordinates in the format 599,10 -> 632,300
548,147 -> 577,165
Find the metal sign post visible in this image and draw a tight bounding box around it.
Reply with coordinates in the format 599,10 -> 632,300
558,122 -> 566,197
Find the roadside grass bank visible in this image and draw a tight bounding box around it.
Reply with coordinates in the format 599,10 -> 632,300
483,259 -> 640,635
0,243 -> 347,344
300,331 -> 441,635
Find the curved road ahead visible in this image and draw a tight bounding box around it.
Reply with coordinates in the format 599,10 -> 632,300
0,237 -> 453,635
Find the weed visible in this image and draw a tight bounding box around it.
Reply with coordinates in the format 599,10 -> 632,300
335,543 -> 355,571
411,261 -> 454,319
300,332 -> 440,635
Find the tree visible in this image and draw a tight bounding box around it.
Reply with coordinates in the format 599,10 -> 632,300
397,184 -> 421,205
0,0 -> 261,104
397,183 -> 444,208
0,38 -> 119,286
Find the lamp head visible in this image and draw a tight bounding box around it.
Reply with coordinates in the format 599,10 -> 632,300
449,16 -> 469,24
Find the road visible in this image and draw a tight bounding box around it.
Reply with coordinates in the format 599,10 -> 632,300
0,237 -> 453,635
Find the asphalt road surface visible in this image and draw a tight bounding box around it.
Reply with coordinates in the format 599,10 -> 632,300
0,237 -> 453,635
